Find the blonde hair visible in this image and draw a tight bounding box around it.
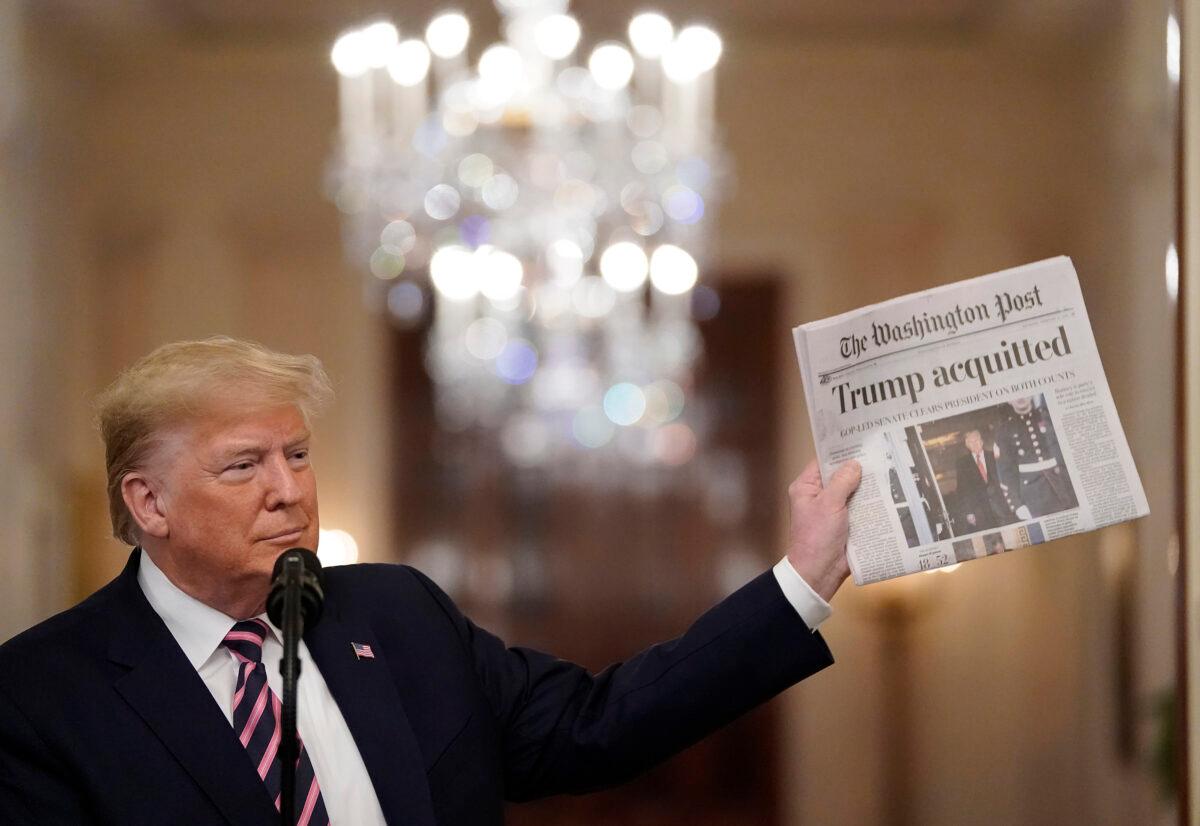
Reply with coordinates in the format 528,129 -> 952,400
95,337 -> 334,545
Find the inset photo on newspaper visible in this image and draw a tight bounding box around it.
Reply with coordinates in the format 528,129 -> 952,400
916,393 -> 1079,537
885,393 -> 1080,548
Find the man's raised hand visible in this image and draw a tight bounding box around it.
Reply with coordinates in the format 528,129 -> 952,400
785,459 -> 862,603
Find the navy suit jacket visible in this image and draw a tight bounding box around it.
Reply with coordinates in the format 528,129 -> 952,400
0,550 -> 833,824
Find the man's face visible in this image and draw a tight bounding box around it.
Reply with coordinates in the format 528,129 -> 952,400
147,403 -> 319,613
1010,397 -> 1033,415
964,431 -> 983,453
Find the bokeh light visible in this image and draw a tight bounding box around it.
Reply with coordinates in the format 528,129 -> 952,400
653,379 -> 686,421
495,339 -> 539,384
369,246 -> 405,280
662,185 -> 704,223
653,422 -> 697,466
331,30 -> 371,78
546,239 -> 584,285
649,244 -> 698,295
386,281 -> 424,324
318,529 -> 360,566
430,244 -> 478,300
599,241 -> 648,292
482,173 -> 519,210
478,248 -> 524,302
678,26 -> 722,73
361,21 -> 400,69
426,13 -> 470,59
459,214 -> 490,247
535,14 -> 581,60
588,43 -> 635,91
380,219 -> 417,253
573,405 -> 616,448
603,382 -> 647,426
629,13 -> 674,59
479,44 -> 524,90
387,39 -> 432,86
424,183 -> 462,220
458,153 -> 494,188
640,383 -> 671,425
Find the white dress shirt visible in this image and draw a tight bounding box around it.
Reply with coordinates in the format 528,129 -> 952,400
137,552 -> 388,826
137,552 -> 829,823
772,557 -> 832,631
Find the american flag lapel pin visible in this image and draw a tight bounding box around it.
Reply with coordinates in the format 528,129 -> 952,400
351,642 -> 375,660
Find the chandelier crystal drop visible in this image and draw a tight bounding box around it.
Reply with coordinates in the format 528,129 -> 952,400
327,2 -> 726,470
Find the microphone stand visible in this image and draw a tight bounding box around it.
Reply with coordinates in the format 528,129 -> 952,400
278,555 -> 303,826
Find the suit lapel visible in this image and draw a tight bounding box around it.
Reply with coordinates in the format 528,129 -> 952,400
306,600 -> 437,826
107,553 -> 277,826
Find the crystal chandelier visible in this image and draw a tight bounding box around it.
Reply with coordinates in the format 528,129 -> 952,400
327,1 -> 725,469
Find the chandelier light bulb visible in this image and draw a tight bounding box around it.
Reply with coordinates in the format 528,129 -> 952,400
430,245 -> 480,301
588,43 -> 635,91
661,39 -> 694,83
628,12 -> 674,59
361,21 -> 400,69
331,30 -> 371,78
649,244 -> 698,295
547,239 -> 584,285
534,14 -> 581,61
678,25 -> 722,73
426,13 -> 470,59
388,39 -> 432,86
479,43 -> 524,87
479,248 -> 525,302
599,241 -> 649,292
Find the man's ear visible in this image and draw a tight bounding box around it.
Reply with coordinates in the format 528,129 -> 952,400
121,472 -> 170,539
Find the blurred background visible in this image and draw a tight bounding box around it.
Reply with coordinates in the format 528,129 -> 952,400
0,1 -> 1186,824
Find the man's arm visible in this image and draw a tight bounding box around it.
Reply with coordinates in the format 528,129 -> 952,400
408,458 -> 860,801
410,566 -> 833,801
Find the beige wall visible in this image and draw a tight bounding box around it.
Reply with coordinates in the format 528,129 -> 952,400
0,3 -> 1181,824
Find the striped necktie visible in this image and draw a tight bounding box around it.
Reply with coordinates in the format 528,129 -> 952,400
222,619 -> 330,825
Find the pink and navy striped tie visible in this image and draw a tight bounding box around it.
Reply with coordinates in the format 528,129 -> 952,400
222,619 -> 330,825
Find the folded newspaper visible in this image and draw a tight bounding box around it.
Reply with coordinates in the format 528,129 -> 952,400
793,256 -> 1148,585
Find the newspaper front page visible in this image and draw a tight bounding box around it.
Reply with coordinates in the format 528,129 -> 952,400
793,257 -> 1148,585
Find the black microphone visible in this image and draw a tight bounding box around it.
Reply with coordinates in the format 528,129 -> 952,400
266,548 -> 325,630
267,547 -> 325,826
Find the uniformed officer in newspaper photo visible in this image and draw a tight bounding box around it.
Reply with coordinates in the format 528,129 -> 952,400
993,394 -> 1079,520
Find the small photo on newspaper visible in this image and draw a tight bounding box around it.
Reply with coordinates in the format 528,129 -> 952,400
793,256 -> 1148,585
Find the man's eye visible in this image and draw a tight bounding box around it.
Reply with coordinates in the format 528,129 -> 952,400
290,450 -> 309,462
227,461 -> 254,472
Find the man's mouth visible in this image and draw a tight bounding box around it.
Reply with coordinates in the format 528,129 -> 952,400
262,528 -> 306,543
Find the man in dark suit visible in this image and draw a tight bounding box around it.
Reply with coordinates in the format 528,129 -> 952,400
952,429 -> 1007,533
993,396 -> 1078,520
0,338 -> 861,825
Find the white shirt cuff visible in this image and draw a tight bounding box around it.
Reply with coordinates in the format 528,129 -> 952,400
772,557 -> 832,632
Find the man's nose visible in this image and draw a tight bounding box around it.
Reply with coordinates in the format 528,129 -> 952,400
263,454 -> 304,509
